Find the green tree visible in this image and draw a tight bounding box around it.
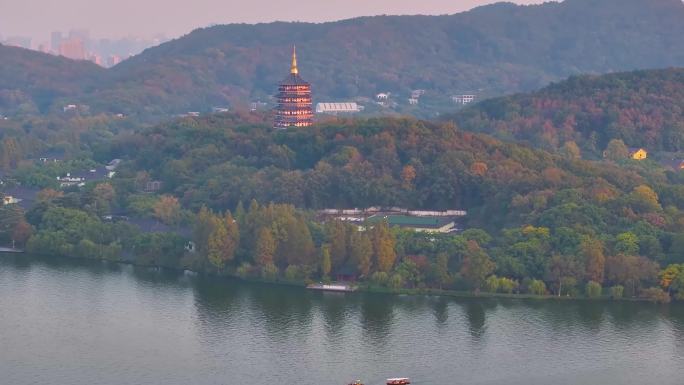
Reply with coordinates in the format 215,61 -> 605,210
207,216 -> 228,271
498,277 -> 518,294
604,139 -> 629,161
277,214 -> 315,268
484,275 -> 500,293
326,220 -> 349,269
434,252 -> 450,289
460,240 -> 495,291
528,279 -> 547,296
193,206 -> 215,258
610,285 -> 624,299
615,232 -> 639,255
585,281 -> 602,298
321,244 -> 332,278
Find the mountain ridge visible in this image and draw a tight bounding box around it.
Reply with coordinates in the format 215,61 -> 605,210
2,0 -> 684,117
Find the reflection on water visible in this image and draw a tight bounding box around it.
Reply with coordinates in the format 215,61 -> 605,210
465,301 -> 487,340
2,254 -> 684,385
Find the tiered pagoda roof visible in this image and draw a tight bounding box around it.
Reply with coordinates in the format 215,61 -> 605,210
274,46 -> 313,129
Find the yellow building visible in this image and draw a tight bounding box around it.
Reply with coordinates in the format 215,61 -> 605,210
629,147 -> 648,160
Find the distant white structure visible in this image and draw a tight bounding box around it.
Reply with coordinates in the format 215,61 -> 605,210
250,101 -> 269,111
57,173 -> 85,188
452,94 -> 476,105
376,93 -> 390,101
410,89 -> 426,99
2,195 -> 21,205
105,159 -> 121,171
315,102 -> 362,114
408,98 -> 419,105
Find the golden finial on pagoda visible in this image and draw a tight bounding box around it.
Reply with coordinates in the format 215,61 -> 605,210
290,45 -> 298,75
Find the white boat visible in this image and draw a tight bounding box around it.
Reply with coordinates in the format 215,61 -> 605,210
306,283 -> 356,292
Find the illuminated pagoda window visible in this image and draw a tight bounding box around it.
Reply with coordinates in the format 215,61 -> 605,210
274,46 -> 313,129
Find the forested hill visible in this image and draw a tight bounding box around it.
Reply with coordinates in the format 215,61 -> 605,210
450,68 -> 684,156
0,44 -> 105,114
93,0 -> 684,114
113,114 -> 684,233
3,0 -> 684,117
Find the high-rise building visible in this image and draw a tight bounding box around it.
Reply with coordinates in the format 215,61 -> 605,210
59,37 -> 86,60
108,55 -> 122,67
274,46 -> 313,129
51,31 -> 63,52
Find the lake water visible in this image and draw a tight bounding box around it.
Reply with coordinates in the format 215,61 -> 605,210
2,254 -> 684,385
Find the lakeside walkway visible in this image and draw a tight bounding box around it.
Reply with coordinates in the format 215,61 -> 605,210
0,247 -> 24,253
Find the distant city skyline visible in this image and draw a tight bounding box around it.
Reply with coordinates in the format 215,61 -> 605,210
2,0 -> 552,43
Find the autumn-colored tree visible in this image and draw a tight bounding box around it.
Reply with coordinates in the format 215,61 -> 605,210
208,211 -> 240,270
92,183 -> 116,215
401,164 -> 417,189
629,185 -> 661,213
350,230 -> 373,276
660,264 -> 684,291
326,219 -> 349,268
542,167 -> 563,187
582,237 -> 605,283
0,137 -> 20,170
547,254 -> 582,296
560,141 -> 581,160
606,254 -> 658,296
11,220 -> 32,246
469,161 -> 488,176
460,240 -> 495,291
255,227 -> 276,268
36,189 -> 64,203
93,183 -> 115,202
371,220 -> 396,273
153,195 -> 181,225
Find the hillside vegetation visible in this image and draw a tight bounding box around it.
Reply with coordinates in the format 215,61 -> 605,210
4,112 -> 684,300
451,68 -> 684,156
0,44 -> 104,115
2,0 -> 684,117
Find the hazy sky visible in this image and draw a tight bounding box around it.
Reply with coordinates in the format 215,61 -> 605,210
1,0 -> 550,42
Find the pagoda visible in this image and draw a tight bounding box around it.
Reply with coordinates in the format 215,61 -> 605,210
274,46 -> 313,129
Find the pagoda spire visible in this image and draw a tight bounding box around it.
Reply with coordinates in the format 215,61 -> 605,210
290,45 -> 298,75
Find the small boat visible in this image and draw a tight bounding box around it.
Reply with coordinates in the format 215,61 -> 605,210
347,381 -> 364,385
386,378 -> 410,385
307,283 -> 357,292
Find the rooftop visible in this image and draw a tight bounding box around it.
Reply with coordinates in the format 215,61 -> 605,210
367,214 -> 454,228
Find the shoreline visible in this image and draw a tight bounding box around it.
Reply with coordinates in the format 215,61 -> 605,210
1,251 -> 664,304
